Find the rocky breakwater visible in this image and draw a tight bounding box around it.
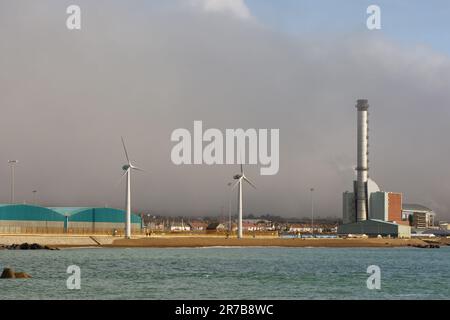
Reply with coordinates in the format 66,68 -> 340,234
0,243 -> 59,250
409,243 -> 441,249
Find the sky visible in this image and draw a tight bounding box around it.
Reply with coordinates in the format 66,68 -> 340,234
0,0 -> 449,219
247,0 -> 450,54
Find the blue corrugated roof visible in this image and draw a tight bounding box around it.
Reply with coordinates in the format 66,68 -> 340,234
0,204 -> 141,224
0,204 -> 66,221
48,207 -> 92,216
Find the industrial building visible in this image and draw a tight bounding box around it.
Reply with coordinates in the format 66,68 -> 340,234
338,100 -> 413,238
0,204 -> 142,234
0,204 -> 65,233
338,219 -> 411,238
402,204 -> 436,229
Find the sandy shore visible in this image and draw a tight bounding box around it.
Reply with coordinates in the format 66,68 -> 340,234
107,237 -> 432,248
0,234 -> 115,247
1,234 -> 447,248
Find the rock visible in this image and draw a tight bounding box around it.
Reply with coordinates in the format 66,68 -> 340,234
19,243 -> 30,250
5,243 -> 57,250
1,268 -> 16,279
14,272 -> 32,279
0,268 -> 32,279
412,243 -> 441,249
30,243 -> 43,250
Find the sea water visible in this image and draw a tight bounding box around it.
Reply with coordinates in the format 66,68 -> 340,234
0,247 -> 449,299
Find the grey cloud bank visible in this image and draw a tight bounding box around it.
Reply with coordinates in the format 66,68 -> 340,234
0,1 -> 449,219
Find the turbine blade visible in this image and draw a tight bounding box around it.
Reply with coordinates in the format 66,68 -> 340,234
121,137 -> 130,164
239,150 -> 244,174
231,179 -> 240,190
243,176 -> 256,189
131,165 -> 145,172
115,169 -> 129,187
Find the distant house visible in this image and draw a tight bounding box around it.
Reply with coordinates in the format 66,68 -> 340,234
257,221 -> 276,231
147,222 -> 164,231
242,221 -> 259,231
240,219 -> 275,231
222,221 -> 238,232
289,224 -> 323,233
206,222 -> 226,231
170,221 -> 191,232
289,224 -> 311,233
439,222 -> 449,231
242,221 -> 256,231
188,221 -> 208,231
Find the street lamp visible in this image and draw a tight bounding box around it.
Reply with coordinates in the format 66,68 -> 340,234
310,187 -> 315,238
8,160 -> 19,204
227,182 -> 233,235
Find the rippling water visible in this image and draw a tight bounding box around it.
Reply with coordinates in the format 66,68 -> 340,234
1,247 -> 449,299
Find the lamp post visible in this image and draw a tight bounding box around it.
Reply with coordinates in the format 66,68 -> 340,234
310,188 -> 315,238
227,182 -> 233,235
8,160 -> 18,204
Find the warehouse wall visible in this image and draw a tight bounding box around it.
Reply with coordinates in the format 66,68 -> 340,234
370,192 -> 388,221
388,193 -> 405,225
0,220 -> 64,234
67,221 -> 141,235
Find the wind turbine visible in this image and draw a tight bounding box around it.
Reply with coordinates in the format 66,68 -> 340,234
232,161 -> 256,239
120,137 -> 144,239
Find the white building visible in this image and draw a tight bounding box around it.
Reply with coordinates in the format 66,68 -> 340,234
170,221 -> 191,232
402,204 -> 436,229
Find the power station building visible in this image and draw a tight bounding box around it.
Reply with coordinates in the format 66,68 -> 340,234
338,100 -> 411,238
0,204 -> 142,234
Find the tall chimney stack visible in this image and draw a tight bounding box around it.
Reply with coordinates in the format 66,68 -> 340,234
356,99 -> 369,221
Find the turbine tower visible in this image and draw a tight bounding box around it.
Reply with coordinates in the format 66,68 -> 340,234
120,137 -> 144,239
232,161 -> 256,239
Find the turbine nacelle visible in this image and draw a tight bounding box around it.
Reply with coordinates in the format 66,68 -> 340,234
122,163 -> 143,172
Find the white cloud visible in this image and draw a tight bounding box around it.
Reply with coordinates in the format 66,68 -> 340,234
190,0 -> 252,20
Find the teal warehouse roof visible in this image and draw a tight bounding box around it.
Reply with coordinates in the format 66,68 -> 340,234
0,204 -> 65,221
49,207 -> 94,216
0,204 -> 141,224
49,207 -> 141,223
